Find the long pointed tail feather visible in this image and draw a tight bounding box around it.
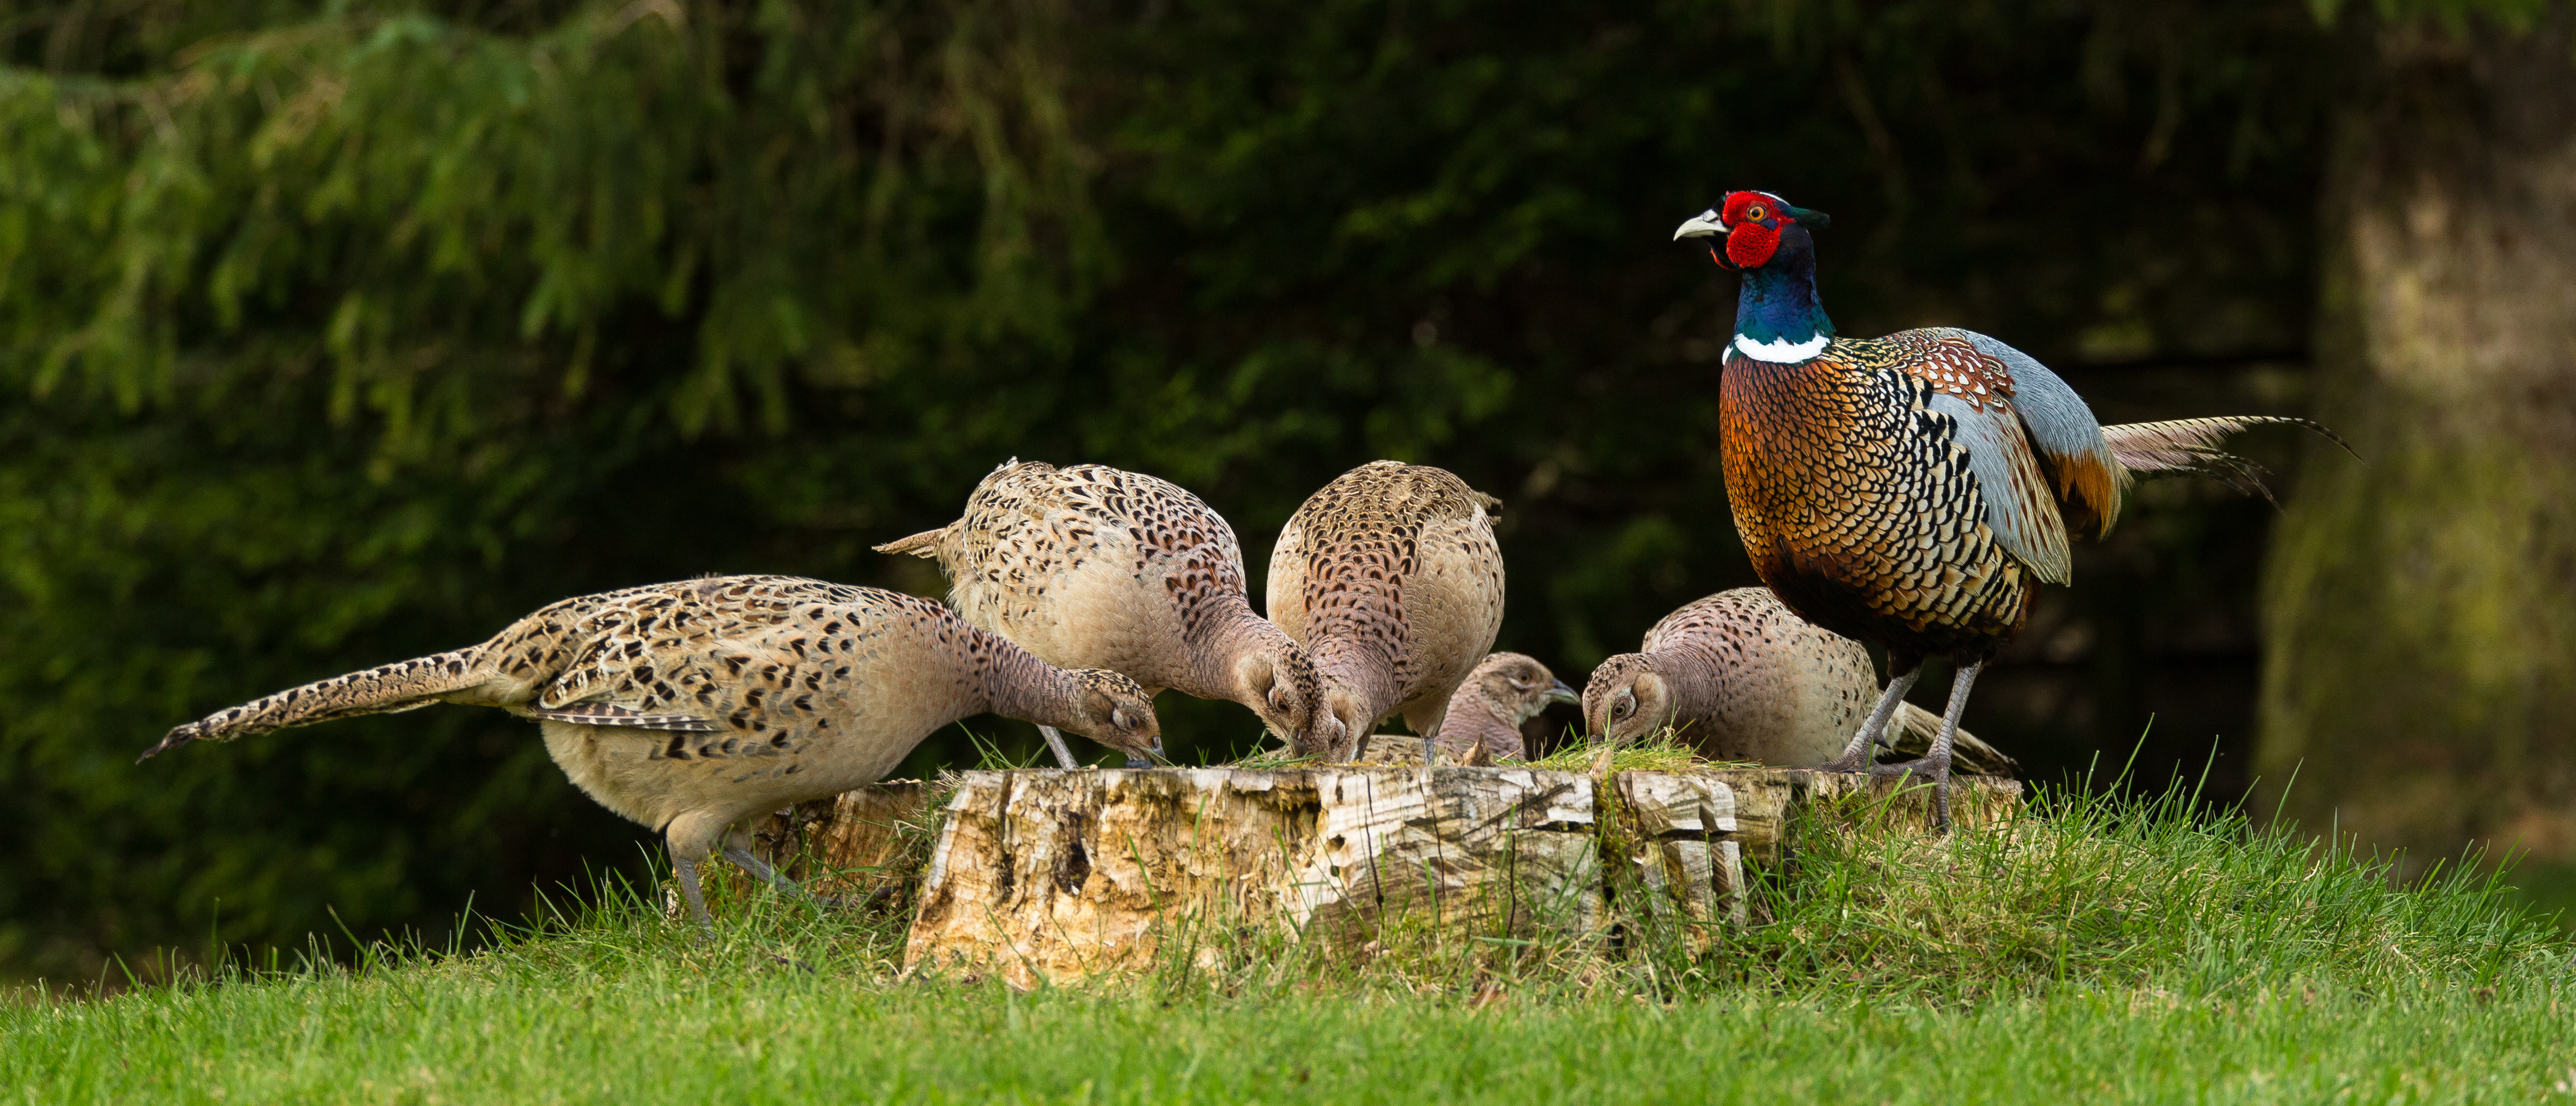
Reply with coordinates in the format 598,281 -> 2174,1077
2101,416 -> 2354,503
870,528 -> 947,559
140,648 -> 490,762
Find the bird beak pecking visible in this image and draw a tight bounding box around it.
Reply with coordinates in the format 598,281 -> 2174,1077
1544,678 -> 1580,708
1138,743 -> 1171,766
1673,209 -> 1725,241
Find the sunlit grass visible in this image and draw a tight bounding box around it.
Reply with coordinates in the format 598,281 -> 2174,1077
5,780 -> 2571,1104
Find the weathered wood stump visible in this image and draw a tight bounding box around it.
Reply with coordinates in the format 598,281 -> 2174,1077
751,782 -> 933,905
901,768 -> 1601,986
756,766 -> 2020,986
1613,769 -> 2022,931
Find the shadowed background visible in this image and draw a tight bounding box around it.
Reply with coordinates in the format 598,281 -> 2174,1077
2,0 -> 2568,979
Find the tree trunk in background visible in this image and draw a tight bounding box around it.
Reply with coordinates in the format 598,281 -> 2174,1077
2258,15 -> 2576,875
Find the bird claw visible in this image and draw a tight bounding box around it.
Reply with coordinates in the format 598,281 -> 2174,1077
1866,756 -> 1946,781
1812,752 -> 1876,774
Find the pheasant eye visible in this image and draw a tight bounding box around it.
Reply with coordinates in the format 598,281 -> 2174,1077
1745,204 -> 1767,222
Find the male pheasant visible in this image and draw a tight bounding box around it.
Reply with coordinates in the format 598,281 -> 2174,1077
1266,461 -> 1508,761
141,575 -> 1160,931
875,459 -> 1316,766
1674,191 -> 2343,824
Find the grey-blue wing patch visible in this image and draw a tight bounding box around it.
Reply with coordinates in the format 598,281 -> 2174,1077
525,703 -> 719,731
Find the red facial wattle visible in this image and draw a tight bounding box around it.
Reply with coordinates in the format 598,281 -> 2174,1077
1726,222 -> 1782,268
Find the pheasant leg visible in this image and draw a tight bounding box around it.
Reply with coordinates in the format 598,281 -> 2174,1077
1038,725 -> 1080,769
1867,660 -> 1980,832
672,854 -> 716,938
721,843 -> 851,908
1816,667 -> 1923,772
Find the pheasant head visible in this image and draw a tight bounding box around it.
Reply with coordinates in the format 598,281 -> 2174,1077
1674,190 -> 1836,361
1581,652 -> 1674,747
1061,668 -> 1166,762
1232,642 -> 1319,747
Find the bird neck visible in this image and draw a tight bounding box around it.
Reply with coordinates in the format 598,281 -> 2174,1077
1311,641 -> 1401,730
1733,255 -> 1834,362
1190,598 -> 1283,686
1644,650 -> 1727,722
1454,688 -> 1518,732
1436,696 -> 1521,754
979,640 -> 1078,730
1186,601 -> 1294,701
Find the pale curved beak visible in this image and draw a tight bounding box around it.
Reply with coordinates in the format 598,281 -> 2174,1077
1544,678 -> 1580,708
1673,210 -> 1725,241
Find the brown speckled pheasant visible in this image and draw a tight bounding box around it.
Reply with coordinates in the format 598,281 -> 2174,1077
140,575 -> 1159,931
1432,652 -> 1577,763
1582,588 -> 2016,774
875,459 -> 1316,766
1266,460 -> 1507,761
1675,191 -> 2345,824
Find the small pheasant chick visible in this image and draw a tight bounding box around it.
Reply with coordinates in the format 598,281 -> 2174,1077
1434,652 -> 1579,764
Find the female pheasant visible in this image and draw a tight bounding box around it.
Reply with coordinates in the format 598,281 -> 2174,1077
875,459 -> 1317,767
1674,190 -> 2342,825
1267,461 -> 1508,762
141,576 -> 1160,931
1582,587 -> 2016,775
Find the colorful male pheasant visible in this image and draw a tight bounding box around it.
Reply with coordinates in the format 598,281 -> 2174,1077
1674,190 -> 2343,825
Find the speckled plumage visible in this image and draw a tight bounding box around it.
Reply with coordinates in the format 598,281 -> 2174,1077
1266,461 -> 1507,759
876,459 -> 1318,747
1581,589 -> 2015,774
142,575 -> 1159,929
1432,652 -> 1578,763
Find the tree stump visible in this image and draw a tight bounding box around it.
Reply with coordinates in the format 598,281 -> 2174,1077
751,781 -> 932,905
1613,771 -> 1748,932
902,767 -> 1601,986
758,766 -> 2022,986
1613,770 -> 2023,930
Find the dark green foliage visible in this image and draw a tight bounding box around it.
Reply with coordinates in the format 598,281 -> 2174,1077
1,0 -> 2355,975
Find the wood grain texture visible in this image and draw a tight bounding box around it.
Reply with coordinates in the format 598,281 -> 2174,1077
903,767 -> 1598,986
752,782 -> 932,902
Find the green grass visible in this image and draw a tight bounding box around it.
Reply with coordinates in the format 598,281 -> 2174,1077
1518,726 -> 1746,773
7,781 -> 2572,1104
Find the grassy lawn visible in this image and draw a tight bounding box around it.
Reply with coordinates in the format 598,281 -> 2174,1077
8,782 -> 2571,1104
